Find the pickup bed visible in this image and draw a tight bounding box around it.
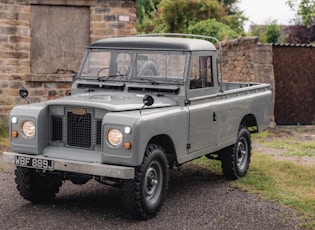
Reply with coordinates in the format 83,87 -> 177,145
3,34 -> 271,219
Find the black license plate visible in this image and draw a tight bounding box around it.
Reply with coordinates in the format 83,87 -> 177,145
15,156 -> 54,170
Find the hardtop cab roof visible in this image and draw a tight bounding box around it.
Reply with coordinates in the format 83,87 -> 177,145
89,36 -> 216,52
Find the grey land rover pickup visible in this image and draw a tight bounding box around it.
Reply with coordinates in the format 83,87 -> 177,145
3,34 -> 271,219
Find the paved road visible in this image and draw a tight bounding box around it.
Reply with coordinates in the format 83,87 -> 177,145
0,153 -> 303,230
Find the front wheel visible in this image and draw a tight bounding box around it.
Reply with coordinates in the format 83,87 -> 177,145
15,167 -> 62,203
122,144 -> 169,219
221,126 -> 251,180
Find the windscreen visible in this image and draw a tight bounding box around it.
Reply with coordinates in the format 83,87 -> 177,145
80,50 -> 133,79
79,49 -> 187,83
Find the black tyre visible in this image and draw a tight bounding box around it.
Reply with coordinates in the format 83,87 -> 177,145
15,167 -> 62,203
221,126 -> 251,180
122,144 -> 169,219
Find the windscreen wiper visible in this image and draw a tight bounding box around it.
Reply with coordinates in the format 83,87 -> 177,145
138,78 -> 159,85
97,74 -> 127,81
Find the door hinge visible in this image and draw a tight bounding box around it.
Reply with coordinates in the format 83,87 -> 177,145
187,143 -> 191,149
185,100 -> 191,106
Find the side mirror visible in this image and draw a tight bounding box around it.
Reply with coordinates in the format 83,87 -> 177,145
143,95 -> 154,106
19,87 -> 29,104
140,95 -> 154,115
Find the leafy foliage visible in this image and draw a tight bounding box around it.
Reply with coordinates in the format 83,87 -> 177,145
187,18 -> 239,41
286,0 -> 315,27
266,20 -> 282,43
136,0 -> 160,24
136,0 -> 246,36
284,25 -> 312,43
153,0 -> 225,33
249,21 -> 285,44
223,12 -> 247,34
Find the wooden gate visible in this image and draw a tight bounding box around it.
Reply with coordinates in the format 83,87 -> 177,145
273,45 -> 315,125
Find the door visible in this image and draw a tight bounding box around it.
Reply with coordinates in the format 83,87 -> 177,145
187,100 -> 217,153
187,54 -> 218,153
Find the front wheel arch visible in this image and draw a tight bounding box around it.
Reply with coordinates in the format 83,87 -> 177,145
148,134 -> 177,169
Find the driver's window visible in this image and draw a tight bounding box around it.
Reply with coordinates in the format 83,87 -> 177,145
81,51 -> 111,78
190,56 -> 213,89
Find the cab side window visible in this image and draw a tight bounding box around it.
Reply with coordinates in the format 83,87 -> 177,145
190,56 -> 213,89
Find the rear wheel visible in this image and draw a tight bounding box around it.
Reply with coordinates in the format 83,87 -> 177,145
122,144 -> 169,219
15,167 -> 62,203
221,126 -> 251,180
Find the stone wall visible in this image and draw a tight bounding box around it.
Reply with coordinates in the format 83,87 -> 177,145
221,37 -> 276,126
0,0 -> 136,119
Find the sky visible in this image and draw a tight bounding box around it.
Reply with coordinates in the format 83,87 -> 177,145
238,0 -> 299,31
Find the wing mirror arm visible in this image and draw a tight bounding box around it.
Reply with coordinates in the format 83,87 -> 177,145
19,87 -> 30,105
140,95 -> 154,115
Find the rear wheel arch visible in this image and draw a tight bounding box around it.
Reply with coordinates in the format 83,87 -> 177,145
241,114 -> 258,132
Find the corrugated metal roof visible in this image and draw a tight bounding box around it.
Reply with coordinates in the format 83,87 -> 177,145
272,43 -> 315,48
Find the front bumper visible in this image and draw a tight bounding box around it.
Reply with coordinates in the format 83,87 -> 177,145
3,152 -> 135,179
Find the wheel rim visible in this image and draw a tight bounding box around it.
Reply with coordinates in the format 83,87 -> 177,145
236,136 -> 248,170
144,160 -> 163,206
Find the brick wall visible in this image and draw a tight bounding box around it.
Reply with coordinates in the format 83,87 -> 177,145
0,0 -> 136,119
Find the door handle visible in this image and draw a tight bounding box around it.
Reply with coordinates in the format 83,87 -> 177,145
213,112 -> 216,122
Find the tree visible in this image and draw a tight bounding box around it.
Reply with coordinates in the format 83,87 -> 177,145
188,18 -> 239,41
266,20 -> 282,43
286,0 -> 315,27
249,21 -> 284,44
136,0 -> 246,35
284,25 -> 311,43
136,0 -> 160,24
153,0 -> 225,33
220,0 -> 241,15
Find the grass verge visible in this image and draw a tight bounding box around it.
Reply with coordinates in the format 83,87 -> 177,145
194,128 -> 315,229
253,129 -> 315,158
231,152 -> 315,229
195,153 -> 315,229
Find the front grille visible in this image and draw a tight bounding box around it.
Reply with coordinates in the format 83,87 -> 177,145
52,116 -> 62,141
51,107 -> 102,149
67,111 -> 92,148
96,120 -> 102,145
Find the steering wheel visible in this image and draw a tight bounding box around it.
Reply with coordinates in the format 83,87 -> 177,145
96,67 -> 110,79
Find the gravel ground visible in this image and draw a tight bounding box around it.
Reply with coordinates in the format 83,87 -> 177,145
0,150 -> 304,230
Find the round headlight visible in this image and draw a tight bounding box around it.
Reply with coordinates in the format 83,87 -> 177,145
21,120 -> 35,138
107,128 -> 123,147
